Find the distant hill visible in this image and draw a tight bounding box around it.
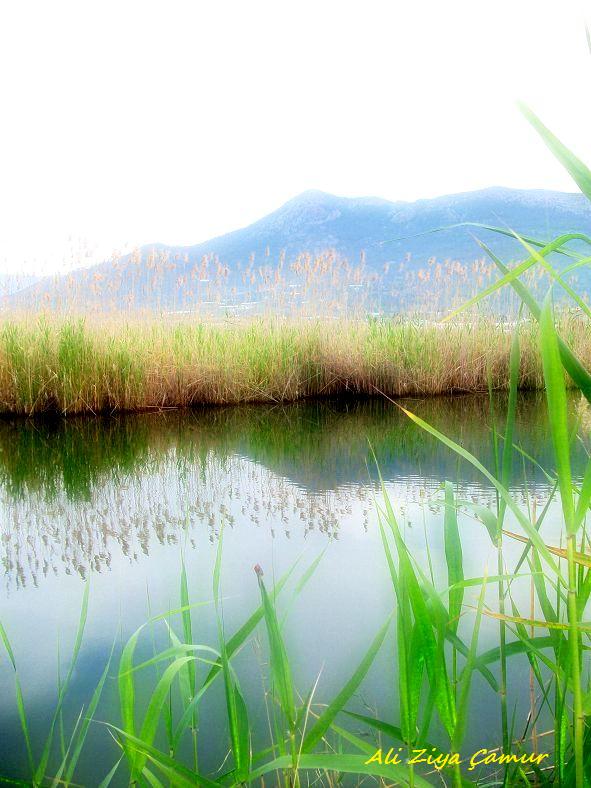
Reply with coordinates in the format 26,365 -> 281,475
8,187 -> 591,313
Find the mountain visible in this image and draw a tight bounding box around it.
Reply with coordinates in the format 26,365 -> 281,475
9,187 -> 591,313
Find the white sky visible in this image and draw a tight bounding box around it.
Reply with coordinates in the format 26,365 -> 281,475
0,0 -> 590,274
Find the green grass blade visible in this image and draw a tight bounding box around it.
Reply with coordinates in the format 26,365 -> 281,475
456,500 -> 499,546
64,641 -> 115,782
343,711 -> 448,759
201,559 -> 298,693
128,642 -> 219,676
302,617 -> 391,752
108,727 -> 218,787
539,290 -> 575,533
574,456 -> 591,532
35,579 -> 90,784
179,560 -> 196,695
248,753 -> 431,786
97,756 -> 123,788
281,549 -> 326,626
443,481 -> 464,633
213,524 -> 252,782
131,657 -> 195,779
141,767 -> 165,788
452,575 -> 487,749
443,233 -> 588,322
118,623 -> 145,772
482,243 -> 591,404
257,570 -> 296,727
520,103 -> 591,201
0,620 -> 34,777
398,404 -> 560,575
500,321 -> 520,519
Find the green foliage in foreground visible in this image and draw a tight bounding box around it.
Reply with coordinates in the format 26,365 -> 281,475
4,100 -> 591,787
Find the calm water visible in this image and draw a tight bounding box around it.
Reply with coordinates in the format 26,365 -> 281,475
0,394 -> 582,784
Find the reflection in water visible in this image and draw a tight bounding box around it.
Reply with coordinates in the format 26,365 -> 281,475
0,393 -> 586,784
0,393 -> 579,591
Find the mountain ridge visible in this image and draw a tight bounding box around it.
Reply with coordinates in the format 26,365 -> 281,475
9,186 -> 591,312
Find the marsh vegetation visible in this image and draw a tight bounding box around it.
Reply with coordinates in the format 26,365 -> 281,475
0,313 -> 589,415
3,106 -> 591,787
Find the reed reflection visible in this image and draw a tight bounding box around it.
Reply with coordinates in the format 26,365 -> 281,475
0,393 -> 576,590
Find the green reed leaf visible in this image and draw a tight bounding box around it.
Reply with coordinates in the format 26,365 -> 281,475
257,571 -> 296,727
179,560 -> 196,695
131,657 -> 195,779
248,753 -> 431,786
539,290 -> 575,533
442,232 -> 590,322
302,617 -> 391,752
482,243 -> 591,404
118,623 -> 145,773
141,767 -> 165,788
108,727 -> 218,787
443,481 -> 464,633
453,575 -> 487,749
520,103 -> 591,201
343,710 -> 450,763
35,579 -> 89,785
64,641 -> 114,783
97,756 -> 123,788
0,620 -> 34,778
398,404 -> 560,575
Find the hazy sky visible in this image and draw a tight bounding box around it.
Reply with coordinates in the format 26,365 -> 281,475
1,0 -> 590,273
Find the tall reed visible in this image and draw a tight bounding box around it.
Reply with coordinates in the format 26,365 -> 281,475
0,314 -> 588,415
3,84 -> 591,788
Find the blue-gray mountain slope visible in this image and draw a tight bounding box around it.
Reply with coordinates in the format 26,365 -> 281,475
12,186 -> 591,312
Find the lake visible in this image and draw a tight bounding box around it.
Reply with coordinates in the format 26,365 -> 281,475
0,393 -> 580,785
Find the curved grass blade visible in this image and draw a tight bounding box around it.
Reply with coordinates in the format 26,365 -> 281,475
396,404 -> 560,576
141,767 -> 165,788
503,530 -> 591,568
456,500 -> 499,546
478,608 -> 591,632
343,711 -> 444,759
118,622 -> 145,772
481,243 -> 591,404
130,656 -> 195,780
473,636 -> 556,668
442,233 -> 590,322
281,549 -> 326,626
539,290 -> 574,533
0,620 -> 34,777
201,559 -> 299,692
213,525 -> 252,782
381,222 -> 588,258
35,579 -> 89,785
373,466 -> 458,733
520,103 -> 591,201
443,481 -> 464,633
63,640 -> 115,782
452,575 -> 487,750
97,756 -> 123,788
302,617 -> 391,752
257,570 -> 296,727
248,752 -> 432,786
108,726 -> 218,787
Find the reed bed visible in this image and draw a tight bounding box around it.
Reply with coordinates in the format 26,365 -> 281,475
0,313 -> 588,415
5,245 -> 551,317
4,97 -> 591,786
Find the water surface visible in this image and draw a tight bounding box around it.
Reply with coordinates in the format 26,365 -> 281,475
0,394 -> 581,784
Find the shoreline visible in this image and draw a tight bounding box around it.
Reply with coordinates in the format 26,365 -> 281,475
0,314 -> 586,416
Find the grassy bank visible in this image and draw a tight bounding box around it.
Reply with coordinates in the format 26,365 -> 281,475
4,106 -> 591,786
0,314 -> 588,415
